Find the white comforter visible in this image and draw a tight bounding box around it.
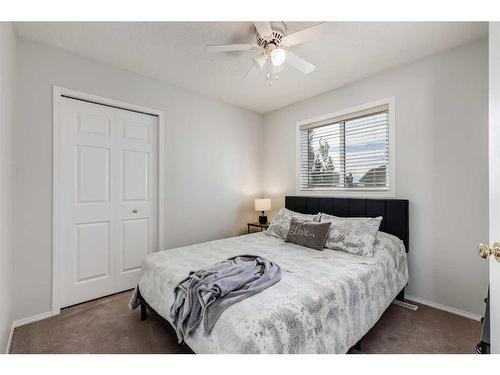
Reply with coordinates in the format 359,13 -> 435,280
133,231 -> 408,354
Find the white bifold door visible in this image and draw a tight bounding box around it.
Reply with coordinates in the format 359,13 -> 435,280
59,97 -> 158,308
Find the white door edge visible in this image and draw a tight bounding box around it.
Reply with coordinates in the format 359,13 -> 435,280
489,23 -> 500,354
52,85 -> 166,314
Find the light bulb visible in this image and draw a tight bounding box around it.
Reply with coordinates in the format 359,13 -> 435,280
270,48 -> 286,66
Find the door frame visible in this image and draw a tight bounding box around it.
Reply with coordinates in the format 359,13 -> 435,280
52,85 -> 166,315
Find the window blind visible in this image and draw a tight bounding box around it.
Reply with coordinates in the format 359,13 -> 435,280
298,106 -> 389,191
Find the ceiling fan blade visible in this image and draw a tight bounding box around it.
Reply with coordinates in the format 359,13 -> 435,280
205,44 -> 256,52
282,22 -> 331,47
253,53 -> 267,68
285,50 -> 315,74
245,53 -> 267,79
254,22 -> 273,37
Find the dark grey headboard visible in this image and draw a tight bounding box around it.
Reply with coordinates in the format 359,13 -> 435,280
285,196 -> 409,252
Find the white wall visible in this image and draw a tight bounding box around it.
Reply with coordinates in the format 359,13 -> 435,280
263,39 -> 489,316
0,22 -> 16,351
14,37 -> 264,320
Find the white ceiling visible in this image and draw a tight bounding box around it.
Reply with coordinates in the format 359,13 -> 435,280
14,22 -> 488,113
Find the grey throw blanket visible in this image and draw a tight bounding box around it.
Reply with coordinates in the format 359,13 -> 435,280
169,254 -> 281,343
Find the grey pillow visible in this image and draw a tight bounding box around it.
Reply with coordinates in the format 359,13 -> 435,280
320,213 -> 382,256
265,208 -> 321,239
285,217 -> 331,250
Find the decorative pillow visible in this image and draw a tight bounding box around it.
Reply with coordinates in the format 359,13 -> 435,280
320,213 -> 382,256
285,217 -> 331,250
265,208 -> 320,239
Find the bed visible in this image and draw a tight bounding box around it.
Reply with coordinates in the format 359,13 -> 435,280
132,196 -> 409,354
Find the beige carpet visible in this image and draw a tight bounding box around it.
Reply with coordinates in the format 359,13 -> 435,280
10,291 -> 482,354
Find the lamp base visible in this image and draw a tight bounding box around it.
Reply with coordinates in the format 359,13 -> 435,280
259,215 -> 268,224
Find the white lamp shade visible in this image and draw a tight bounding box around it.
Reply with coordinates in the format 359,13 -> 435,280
270,48 -> 286,66
255,198 -> 271,212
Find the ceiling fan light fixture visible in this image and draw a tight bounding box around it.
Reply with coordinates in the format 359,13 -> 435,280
270,47 -> 286,66
206,21 -> 319,82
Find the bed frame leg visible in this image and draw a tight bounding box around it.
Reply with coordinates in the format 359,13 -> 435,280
354,340 -> 361,351
396,288 -> 405,302
140,302 -> 147,321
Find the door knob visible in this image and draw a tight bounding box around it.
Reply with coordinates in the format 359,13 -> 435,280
478,242 -> 500,262
132,209 -> 138,214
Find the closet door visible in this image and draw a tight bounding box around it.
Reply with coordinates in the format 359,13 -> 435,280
114,108 -> 158,292
59,98 -> 158,307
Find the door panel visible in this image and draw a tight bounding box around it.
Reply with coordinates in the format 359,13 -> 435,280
77,112 -> 111,137
121,218 -> 149,272
123,120 -> 150,142
75,221 -> 111,282
122,150 -> 149,201
76,146 -> 110,204
59,97 -> 158,307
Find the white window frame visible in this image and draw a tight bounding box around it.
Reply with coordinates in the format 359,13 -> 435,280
295,97 -> 396,198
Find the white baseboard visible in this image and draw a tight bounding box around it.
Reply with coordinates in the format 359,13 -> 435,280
5,310 -> 58,354
12,310 -> 56,328
5,325 -> 14,354
405,294 -> 481,321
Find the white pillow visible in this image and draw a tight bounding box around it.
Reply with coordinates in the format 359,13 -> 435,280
265,208 -> 320,239
320,213 -> 382,256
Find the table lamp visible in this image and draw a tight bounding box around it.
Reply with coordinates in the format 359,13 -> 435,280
255,198 -> 271,224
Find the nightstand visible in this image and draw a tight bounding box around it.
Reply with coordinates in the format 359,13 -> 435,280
247,222 -> 270,234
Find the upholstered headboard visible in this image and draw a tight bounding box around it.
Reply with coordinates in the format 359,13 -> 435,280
285,196 -> 409,252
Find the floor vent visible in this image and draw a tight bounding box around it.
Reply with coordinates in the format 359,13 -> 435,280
392,300 -> 419,311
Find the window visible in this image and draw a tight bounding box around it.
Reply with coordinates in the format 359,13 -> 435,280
296,99 -> 395,196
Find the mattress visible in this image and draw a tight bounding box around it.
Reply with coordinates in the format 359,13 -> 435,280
134,231 -> 408,353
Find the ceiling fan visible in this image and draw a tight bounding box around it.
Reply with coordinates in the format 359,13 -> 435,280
205,22 -> 329,84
